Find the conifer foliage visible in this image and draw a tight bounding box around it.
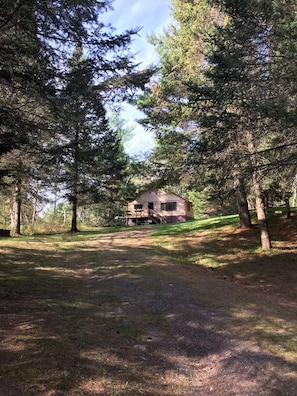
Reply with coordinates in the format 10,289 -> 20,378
0,0 -> 150,232
139,0 -> 297,249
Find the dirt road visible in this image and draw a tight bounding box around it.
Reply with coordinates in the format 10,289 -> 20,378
0,228 -> 296,395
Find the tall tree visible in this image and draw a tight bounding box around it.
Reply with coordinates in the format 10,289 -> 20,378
137,0 -> 247,221
0,148 -> 40,234
50,47 -> 129,232
186,0 -> 296,247
188,0 -> 276,247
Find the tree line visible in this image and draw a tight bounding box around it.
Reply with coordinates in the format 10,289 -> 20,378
137,0 -> 297,249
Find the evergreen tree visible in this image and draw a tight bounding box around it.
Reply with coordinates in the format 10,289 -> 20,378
137,0 -> 241,219
49,47 -> 129,232
198,0 -> 295,246
0,148 -> 42,234
188,0 -> 296,246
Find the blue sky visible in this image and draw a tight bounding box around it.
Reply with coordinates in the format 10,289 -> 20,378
104,1 -> 172,157
106,1 -> 171,64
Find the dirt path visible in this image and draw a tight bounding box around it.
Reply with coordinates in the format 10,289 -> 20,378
0,228 -> 296,395
92,229 -> 297,395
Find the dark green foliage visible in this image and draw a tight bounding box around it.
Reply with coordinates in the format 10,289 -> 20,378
47,47 -> 131,231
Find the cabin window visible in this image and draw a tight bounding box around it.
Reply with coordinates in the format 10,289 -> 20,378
134,204 -> 143,210
160,202 -> 177,211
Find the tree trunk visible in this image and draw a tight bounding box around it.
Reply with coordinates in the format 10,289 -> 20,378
12,184 -> 22,235
253,172 -> 271,249
234,174 -> 252,229
292,174 -> 297,208
285,196 -> 291,219
246,130 -> 271,249
70,197 -> 79,232
32,201 -> 37,223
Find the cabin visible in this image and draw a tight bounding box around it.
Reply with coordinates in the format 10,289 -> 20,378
127,190 -> 194,225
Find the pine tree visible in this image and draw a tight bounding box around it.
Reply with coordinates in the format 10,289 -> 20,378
0,1 -> 54,181
49,48 -> 129,232
191,0 -> 294,246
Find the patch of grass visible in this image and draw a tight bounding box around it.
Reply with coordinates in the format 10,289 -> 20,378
4,224 -> 129,243
152,214 -> 239,237
152,211 -> 297,274
224,305 -> 297,364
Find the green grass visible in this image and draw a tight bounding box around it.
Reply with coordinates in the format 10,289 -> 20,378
151,214 -> 240,236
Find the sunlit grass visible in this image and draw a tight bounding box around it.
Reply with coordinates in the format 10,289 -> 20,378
225,306 -> 297,364
150,212 -> 297,271
151,214 -> 239,236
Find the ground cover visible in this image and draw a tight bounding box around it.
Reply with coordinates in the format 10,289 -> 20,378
0,213 -> 296,395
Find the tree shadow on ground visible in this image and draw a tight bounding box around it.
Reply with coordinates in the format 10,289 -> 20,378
157,222 -> 297,304
0,233 -> 296,395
